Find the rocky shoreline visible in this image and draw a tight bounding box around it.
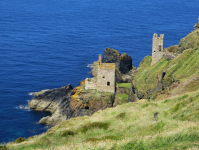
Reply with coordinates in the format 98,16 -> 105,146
28,48 -> 136,125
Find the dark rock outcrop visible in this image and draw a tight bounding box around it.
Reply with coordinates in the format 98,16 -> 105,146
29,84 -> 74,125
120,53 -> 133,74
128,84 -> 136,102
102,48 -> 132,74
102,48 -> 121,69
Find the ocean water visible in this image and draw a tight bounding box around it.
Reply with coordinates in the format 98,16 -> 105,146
0,0 -> 198,143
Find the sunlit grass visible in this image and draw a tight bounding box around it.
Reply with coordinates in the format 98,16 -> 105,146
6,89 -> 199,149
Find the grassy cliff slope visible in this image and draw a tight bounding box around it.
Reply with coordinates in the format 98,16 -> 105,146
6,89 -> 199,150
133,27 -> 199,100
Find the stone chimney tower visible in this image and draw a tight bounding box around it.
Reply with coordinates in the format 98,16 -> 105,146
98,54 -> 102,65
151,33 -> 164,66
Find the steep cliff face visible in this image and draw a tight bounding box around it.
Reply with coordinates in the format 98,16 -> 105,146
28,84 -> 74,125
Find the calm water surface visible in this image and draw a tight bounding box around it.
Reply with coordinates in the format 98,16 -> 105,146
0,0 -> 198,143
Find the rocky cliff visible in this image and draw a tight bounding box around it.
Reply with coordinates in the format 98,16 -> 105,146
28,84 -> 74,125
28,82 -> 117,125
28,81 -> 134,125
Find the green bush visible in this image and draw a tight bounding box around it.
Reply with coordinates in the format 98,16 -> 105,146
0,145 -> 8,150
78,122 -> 109,133
14,137 -> 26,143
61,130 -> 75,136
116,112 -> 126,119
141,103 -> 158,108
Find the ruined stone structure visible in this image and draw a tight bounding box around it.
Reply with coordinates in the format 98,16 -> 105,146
85,55 -> 115,93
151,33 -> 179,66
151,33 -> 164,66
85,78 -> 97,90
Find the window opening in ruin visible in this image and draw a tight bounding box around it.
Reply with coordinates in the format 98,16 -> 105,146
159,45 -> 161,51
107,82 -> 110,86
102,76 -> 105,78
85,106 -> 89,109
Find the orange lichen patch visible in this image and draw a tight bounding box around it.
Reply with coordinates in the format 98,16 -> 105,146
88,99 -> 95,108
98,63 -> 115,69
71,86 -> 83,110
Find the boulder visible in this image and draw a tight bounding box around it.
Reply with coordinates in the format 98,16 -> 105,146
120,53 -> 132,74
102,48 -> 121,69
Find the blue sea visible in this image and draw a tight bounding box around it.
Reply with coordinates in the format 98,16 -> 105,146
0,0 -> 198,143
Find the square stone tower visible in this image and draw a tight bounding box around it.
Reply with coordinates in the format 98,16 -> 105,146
97,61 -> 115,93
85,54 -> 115,93
151,33 -> 164,66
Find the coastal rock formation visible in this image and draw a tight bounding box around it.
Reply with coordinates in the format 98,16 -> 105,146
28,82 -> 116,125
29,84 -> 74,125
102,48 -> 133,74
91,48 -> 136,83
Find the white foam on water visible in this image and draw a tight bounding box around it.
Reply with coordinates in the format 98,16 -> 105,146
87,64 -> 92,67
15,105 -> 30,111
28,92 -> 34,95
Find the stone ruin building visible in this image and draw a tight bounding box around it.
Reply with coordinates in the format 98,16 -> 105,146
85,54 -> 115,93
151,33 -> 179,66
151,33 -> 164,66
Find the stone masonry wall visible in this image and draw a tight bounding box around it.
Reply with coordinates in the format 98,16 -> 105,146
151,52 -> 164,66
151,33 -> 164,66
85,78 -> 97,90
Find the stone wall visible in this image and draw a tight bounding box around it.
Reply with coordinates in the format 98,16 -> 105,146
97,63 -> 115,93
151,52 -> 164,66
85,78 -> 97,90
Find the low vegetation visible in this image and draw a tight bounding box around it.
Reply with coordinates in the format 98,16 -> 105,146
6,89 -> 199,149
116,83 -> 131,88
133,48 -> 199,99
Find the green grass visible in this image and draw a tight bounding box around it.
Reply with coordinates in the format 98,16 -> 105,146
133,28 -> 199,99
133,48 -> 199,99
116,93 -> 128,100
77,122 -> 109,133
114,93 -> 129,106
116,83 -> 131,88
178,28 -> 199,52
6,89 -> 199,150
